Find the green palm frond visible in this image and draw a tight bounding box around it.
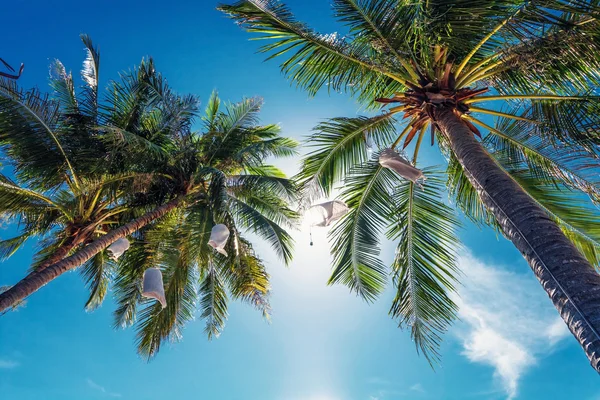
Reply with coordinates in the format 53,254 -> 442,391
49,59 -> 79,114
296,114 -> 397,204
82,253 -> 114,311
484,114 -> 600,203
177,205 -> 214,264
525,98 -> 600,149
228,195 -> 295,264
0,78 -> 72,189
236,135 -> 299,166
229,189 -> 299,229
200,261 -> 229,339
331,0 -> 419,80
487,9 -> 600,94
218,0 -> 407,103
508,168 -> 600,268
101,58 -> 157,131
205,97 -> 265,165
224,234 -> 271,319
0,173 -> 64,215
99,125 -> 173,159
0,232 -> 33,261
244,164 -> 287,178
218,96 -> 263,137
328,156 -> 398,301
135,250 -> 198,359
227,173 -> 297,203
387,169 -> 461,366
112,234 -> 156,329
203,90 -> 221,132
80,34 -> 100,118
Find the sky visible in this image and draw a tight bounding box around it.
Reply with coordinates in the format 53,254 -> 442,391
0,0 -> 599,399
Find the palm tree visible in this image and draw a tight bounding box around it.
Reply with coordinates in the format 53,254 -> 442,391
0,35 -> 299,351
110,91 -> 300,358
0,35 -> 196,310
220,0 -> 600,370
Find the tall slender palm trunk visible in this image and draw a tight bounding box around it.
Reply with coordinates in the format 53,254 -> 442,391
434,107 -> 600,372
0,197 -> 184,313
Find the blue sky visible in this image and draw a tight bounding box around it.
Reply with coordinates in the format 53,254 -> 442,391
0,0 -> 599,399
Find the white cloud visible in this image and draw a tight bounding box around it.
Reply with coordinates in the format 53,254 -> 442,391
452,252 -> 570,400
86,378 -> 122,398
410,383 -> 425,393
0,359 -> 19,369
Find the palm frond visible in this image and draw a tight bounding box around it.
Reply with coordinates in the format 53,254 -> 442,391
328,156 -> 398,301
218,96 -> 263,137
203,90 -> 221,131
0,173 -> 64,215
235,135 -> 299,166
135,246 -> 198,359
0,79 -> 71,189
200,262 -> 229,339
244,164 -> 287,178
484,114 -> 600,203
332,0 -> 419,80
49,59 -> 79,114
82,252 -> 114,311
224,234 -> 271,319
80,34 -> 100,118
112,235 -> 156,329
296,113 -> 397,204
228,195 -> 295,264
387,169 -> 461,366
228,190 -> 299,230
218,0 -> 407,103
227,173 -> 297,202
0,232 -> 33,261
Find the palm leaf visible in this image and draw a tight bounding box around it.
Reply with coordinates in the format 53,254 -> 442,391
224,233 -> 271,319
0,232 -> 33,261
80,34 -> 101,119
199,262 -> 229,339
228,195 -> 295,264
485,114 -> 600,203
218,0 -> 407,104
82,252 -> 114,311
296,113 -> 397,204
135,243 -> 198,359
328,156 -> 398,301
387,169 -> 461,366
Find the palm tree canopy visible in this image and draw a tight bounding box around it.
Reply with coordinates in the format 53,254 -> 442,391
109,90 -> 300,359
0,36 -> 300,359
220,0 -> 600,364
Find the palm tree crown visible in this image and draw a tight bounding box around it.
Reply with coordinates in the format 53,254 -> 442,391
220,0 -> 600,365
0,36 -> 300,359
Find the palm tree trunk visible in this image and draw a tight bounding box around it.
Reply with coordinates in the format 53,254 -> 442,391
0,197 -> 184,313
35,236 -> 84,272
434,107 -> 600,372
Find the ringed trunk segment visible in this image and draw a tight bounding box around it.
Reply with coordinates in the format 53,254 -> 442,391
433,107 -> 600,373
35,233 -> 89,272
0,197 -> 184,314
